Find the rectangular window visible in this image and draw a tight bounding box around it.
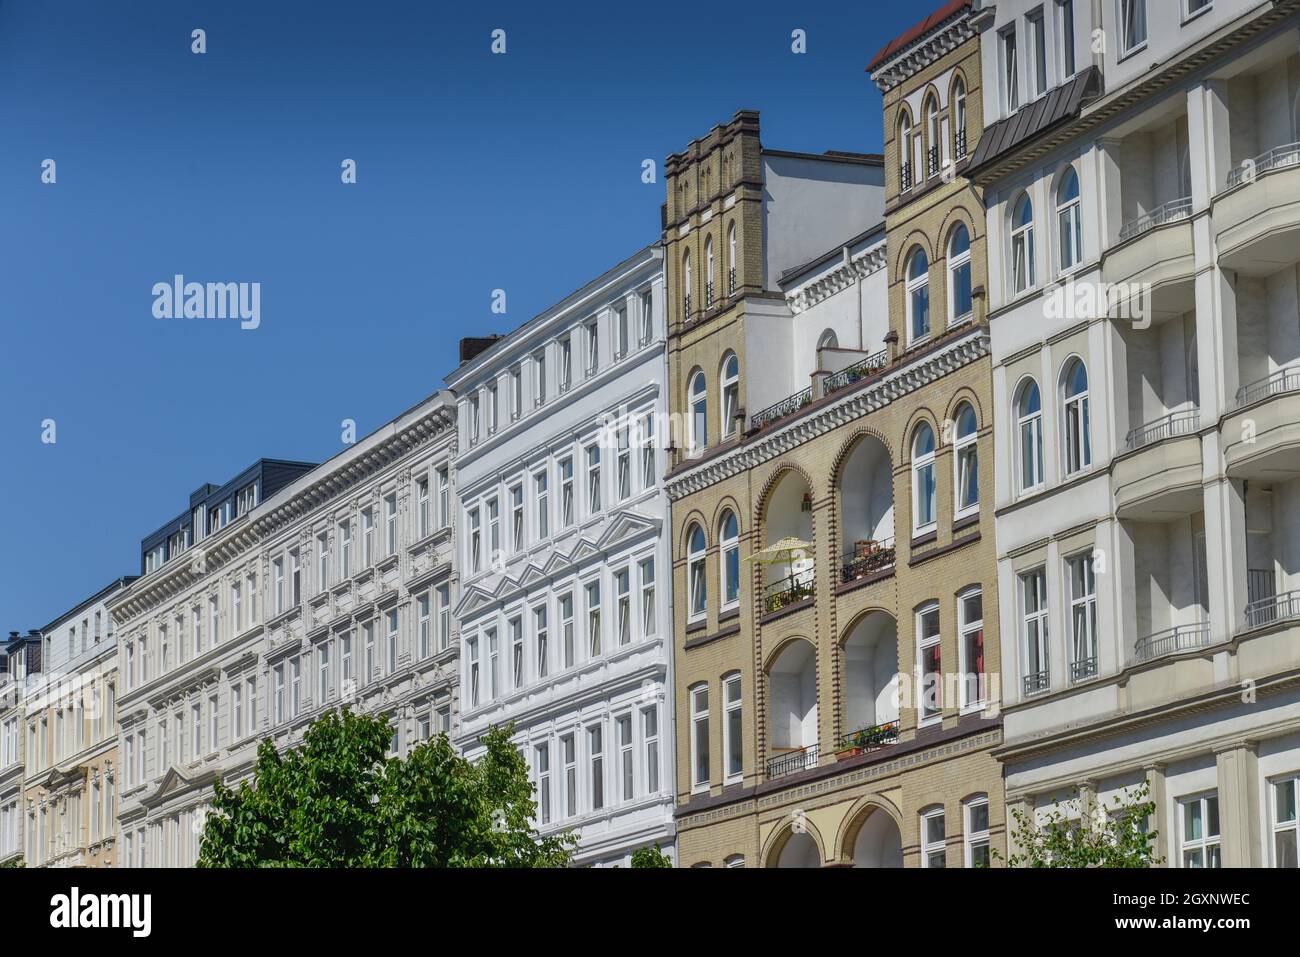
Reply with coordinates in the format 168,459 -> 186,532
469,508 -> 482,571
362,509 -> 375,566
317,532 -> 330,594
536,744 -> 551,825
534,605 -> 549,679
589,724 -> 605,811
418,594 -> 431,659
533,349 -> 547,407
560,458 -> 575,527
437,468 -> 450,528
417,477 -> 430,538
510,484 -> 524,551
921,808 -> 947,867
467,636 -> 480,707
615,568 -> 631,645
640,558 -> 656,638
247,572 -> 258,625
319,642 -> 331,703
385,493 -> 398,555
584,321 -> 599,377
965,798 -> 991,867
612,714 -> 631,802
917,604 -> 942,722
558,336 -> 572,392
1057,0 -> 1076,78
643,705 -> 660,794
209,596 -> 220,646
640,413 -> 656,491
586,581 -> 601,658
959,589 -> 985,709
208,694 -> 219,752
364,622 -> 376,683
1026,8 -> 1047,98
1120,0 -> 1147,54
273,558 -> 284,614
560,593 -> 575,669
690,686 -> 710,790
562,733 -> 578,818
437,584 -> 451,651
586,445 -> 601,514
617,425 -> 631,502
340,631 -> 354,695
274,665 -> 286,723
247,677 -> 258,736
510,365 -> 522,421
1271,776 -> 1298,867
486,628 -> 499,700
232,683 -> 243,741
1067,553 -> 1098,682
534,470 -> 550,540
510,617 -> 524,689
290,550 -> 301,606
386,609 -> 399,674
1180,793 -> 1221,868
640,290 -> 653,345
723,674 -> 742,783
290,656 -> 301,717
1021,568 -> 1050,695
1001,26 -> 1019,112
614,305 -> 628,359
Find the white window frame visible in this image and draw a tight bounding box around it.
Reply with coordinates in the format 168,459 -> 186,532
1062,359 -> 1091,477
687,525 -> 707,622
722,672 -> 742,785
905,249 -> 930,344
1179,793 -> 1221,868
953,404 -> 979,518
957,587 -> 985,710
1016,379 -> 1045,493
964,797 -> 991,867
948,224 -> 973,325
720,511 -> 740,610
915,603 -> 942,724
720,353 -> 739,439
911,424 -> 937,534
1021,567 -> 1050,695
1067,551 -> 1098,682
689,370 -> 708,453
1118,0 -> 1148,58
690,684 -> 710,793
1270,774 -> 1298,868
1011,193 -> 1036,294
1056,166 -> 1082,273
920,806 -> 947,868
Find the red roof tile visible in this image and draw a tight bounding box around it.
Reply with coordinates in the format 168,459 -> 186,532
866,0 -> 972,73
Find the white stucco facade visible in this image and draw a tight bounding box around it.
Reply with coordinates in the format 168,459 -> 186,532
447,244 -> 676,867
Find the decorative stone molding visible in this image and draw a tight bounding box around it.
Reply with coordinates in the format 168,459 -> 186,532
785,244 -> 888,315
870,16 -> 976,93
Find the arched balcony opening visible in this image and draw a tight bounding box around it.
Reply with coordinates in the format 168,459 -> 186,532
839,612 -> 900,754
851,808 -> 904,868
766,639 -> 818,779
838,436 -> 895,584
776,831 -> 821,868
760,471 -> 815,614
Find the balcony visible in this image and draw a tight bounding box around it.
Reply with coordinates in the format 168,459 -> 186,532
1119,196 -> 1193,243
1134,621 -> 1210,662
823,349 -> 888,396
767,744 -> 818,780
1223,369 -> 1300,478
1069,656 -> 1098,683
1237,367 -> 1300,408
840,539 -> 895,584
1022,670 -> 1050,697
1245,589 -> 1300,631
1226,141 -> 1300,190
836,720 -> 900,756
1216,142 -> 1300,276
763,575 -> 815,616
750,386 -> 812,432
1125,409 -> 1199,451
1113,424 -> 1202,519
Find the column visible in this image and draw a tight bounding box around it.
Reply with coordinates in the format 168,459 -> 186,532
1202,476 -> 1248,645
1144,763 -> 1169,867
1215,741 -> 1261,867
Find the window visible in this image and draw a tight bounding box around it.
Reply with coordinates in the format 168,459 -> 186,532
317,532 -> 329,594
290,656 -> 301,717
723,673 -> 742,784
1120,0 -> 1147,55
687,524 -> 707,620
1056,167 -> 1082,272
1001,26 -> 1019,112
510,365 -> 522,420
615,714 -> 634,802
705,235 -> 715,306
437,585 -> 451,651
510,484 -> 524,551
232,683 -> 243,741
953,403 -> 979,516
898,112 -> 913,189
533,350 -> 547,407
1180,794 -> 1221,867
912,423 -> 937,532
959,588 -> 985,708
318,642 -> 331,703
534,470 -> 550,540
614,305 -> 628,359
209,596 -> 220,646
682,249 -> 693,315
560,458 -> 575,527
418,594 -> 432,659
916,603 -> 942,722
616,425 -> 631,501
386,610 -> 399,674
1026,8 -> 1047,99
340,632 -> 353,696
925,95 -> 939,176
906,248 -> 930,342
964,798 -> 991,867
469,507 -> 481,571
536,744 -> 552,825
953,77 -> 968,158
340,521 -> 352,579
1272,776 -> 1298,867
560,593 -> 575,669
469,394 -> 481,444
385,494 -> 398,555
643,705 -> 660,794
1011,193 -> 1035,293
1021,568 -> 1050,694
720,353 -> 739,439
689,370 -> 708,453
1062,359 -> 1091,475
558,335 -> 572,392
486,382 -> 498,434
534,605 -> 549,679
417,477 -> 430,538
585,581 -> 602,657
640,413 -> 656,490
1185,0 -> 1212,17
948,224 -> 973,323
562,734 -> 577,818
690,685 -> 710,790
274,664 -> 286,723
246,677 -> 257,735
510,617 -> 524,688
589,724 -> 605,811
615,568 -> 631,645
1057,0 -> 1076,78
584,321 -> 599,377
727,223 -> 737,293
640,558 -> 656,637
1016,380 -> 1045,492
362,509 -> 374,566
437,468 -> 450,528
921,807 -> 947,867
467,636 -> 480,707
1067,552 -> 1098,681
720,510 -> 740,608
486,627 -> 498,699
364,622 -> 376,683
640,289 -> 654,345
586,444 -> 601,513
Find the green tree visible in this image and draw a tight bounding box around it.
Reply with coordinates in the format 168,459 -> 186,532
630,843 -> 673,868
997,782 -> 1161,868
197,709 -> 575,868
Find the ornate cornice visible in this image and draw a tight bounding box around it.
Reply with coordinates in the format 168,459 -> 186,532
665,327 -> 990,501
870,16 -> 976,93
785,243 -> 887,315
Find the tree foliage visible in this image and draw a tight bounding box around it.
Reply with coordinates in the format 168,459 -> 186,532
197,709 -> 575,868
998,782 -> 1161,868
630,843 -> 673,868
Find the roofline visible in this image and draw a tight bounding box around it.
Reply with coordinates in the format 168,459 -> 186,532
778,221 -> 887,287
38,576 -> 140,633
865,0 -> 974,76
761,148 -> 884,167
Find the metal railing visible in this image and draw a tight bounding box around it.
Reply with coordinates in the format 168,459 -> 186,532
749,387 -> 813,432
729,266 -> 737,295
840,538 -> 896,584
955,127 -> 967,160
705,280 -> 714,309
1134,621 -> 1210,662
1022,670 -> 1050,697
927,146 -> 939,178
837,720 -> 900,752
767,744 -> 819,780
1118,196 -> 1193,243
762,575 -> 815,616
824,349 -> 889,395
1225,141 -> 1300,189
900,162 -> 912,192
1235,366 -> 1300,408
1125,408 -> 1199,450
1070,656 -> 1098,683
1245,588 -> 1300,630
1248,568 -> 1277,607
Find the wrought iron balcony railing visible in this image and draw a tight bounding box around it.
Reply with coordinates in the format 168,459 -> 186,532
1235,366 -> 1300,408
1118,196 -> 1193,243
705,281 -> 714,309
762,575 -> 815,616
1134,621 -> 1209,662
729,266 -> 737,295
1022,670 -> 1050,697
927,146 -> 939,179
1245,588 -> 1300,631
824,349 -> 888,396
955,127 -> 967,160
1069,656 -> 1098,683
840,538 -> 896,584
1125,408 -> 1199,450
766,744 -> 818,780
837,720 -> 900,753
749,387 -> 813,432
900,162 -> 912,192
682,293 -> 691,318
1225,141 -> 1300,189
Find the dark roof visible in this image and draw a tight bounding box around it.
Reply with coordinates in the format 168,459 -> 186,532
964,67 -> 1103,181
866,0 -> 971,73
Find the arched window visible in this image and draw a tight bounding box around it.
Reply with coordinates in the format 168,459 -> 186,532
953,78 -> 968,158
682,249 -> 693,315
818,329 -> 838,352
898,113 -> 913,189
948,224 -> 973,324
687,524 -> 708,620
912,423 -> 937,532
906,247 -> 930,343
1062,359 -> 1091,475
720,352 -> 739,439
689,370 -> 708,453
953,403 -> 979,516
925,95 -> 940,177
1016,380 -> 1045,492
1056,168 -> 1082,272
720,511 -> 740,609
1011,193 -> 1036,293
705,236 -> 715,307
727,222 -> 737,294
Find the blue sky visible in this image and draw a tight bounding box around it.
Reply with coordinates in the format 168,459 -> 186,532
0,0 -> 919,628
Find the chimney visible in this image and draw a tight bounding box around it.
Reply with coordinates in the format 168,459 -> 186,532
459,336 -> 502,365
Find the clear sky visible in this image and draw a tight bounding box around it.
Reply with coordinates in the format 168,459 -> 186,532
0,0 -> 921,629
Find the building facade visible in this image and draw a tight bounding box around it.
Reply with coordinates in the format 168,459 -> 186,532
448,244 -> 676,867
110,397 -> 457,867
0,632 -> 42,865
971,0 -> 1300,867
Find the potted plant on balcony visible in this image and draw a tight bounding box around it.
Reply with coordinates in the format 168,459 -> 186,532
834,722 -> 898,760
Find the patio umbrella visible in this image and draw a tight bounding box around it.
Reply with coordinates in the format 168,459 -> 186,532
744,537 -> 814,566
